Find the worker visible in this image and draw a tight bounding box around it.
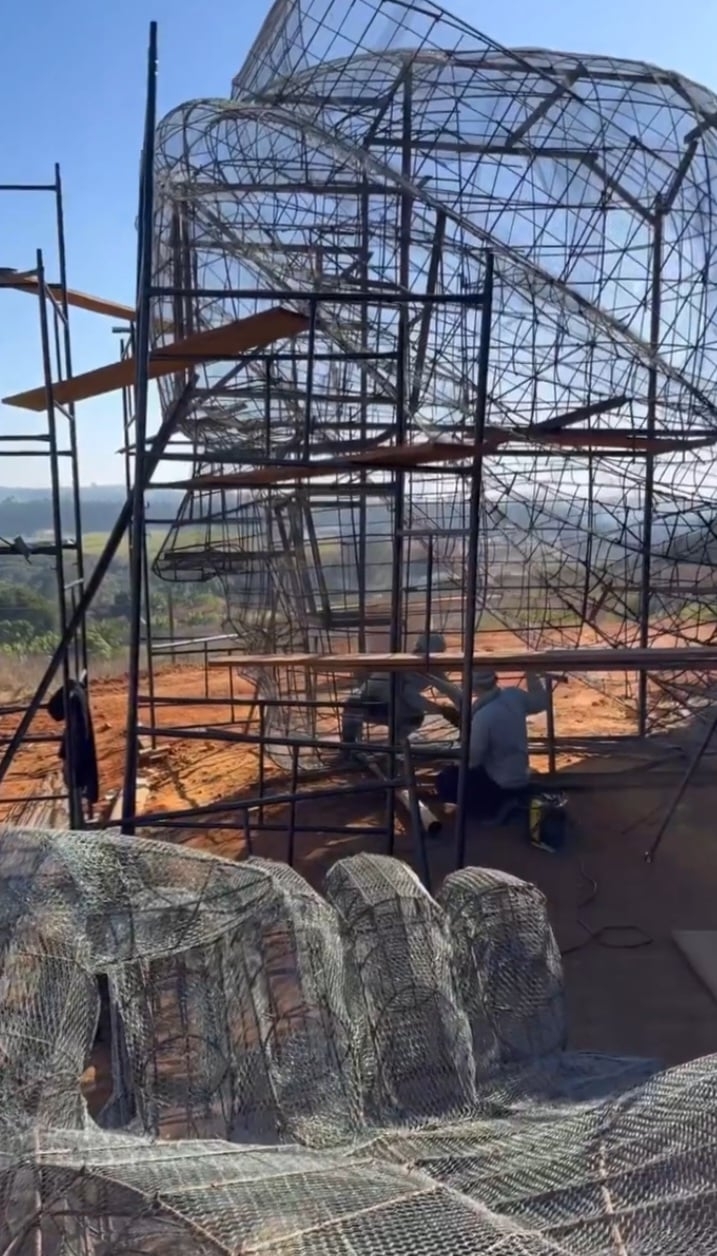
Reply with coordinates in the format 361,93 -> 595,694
435,668 -> 548,817
340,632 -> 462,750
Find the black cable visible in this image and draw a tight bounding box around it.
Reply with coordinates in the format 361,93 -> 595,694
560,859 -> 653,957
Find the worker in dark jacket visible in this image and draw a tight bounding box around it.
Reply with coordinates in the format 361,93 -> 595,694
341,632 -> 461,748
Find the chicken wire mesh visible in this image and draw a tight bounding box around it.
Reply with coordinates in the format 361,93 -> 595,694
147,0 -> 717,770
5,824 -> 712,1252
0,828 -> 655,1145
1,1054 -> 717,1254
0,1126 -> 579,1256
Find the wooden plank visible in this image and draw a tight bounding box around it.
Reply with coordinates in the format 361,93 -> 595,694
1,769 -> 67,828
176,428 -> 710,490
0,274 -> 136,321
205,645 -> 717,674
673,931 -> 717,1005
2,307 -> 309,412
109,778 -> 151,823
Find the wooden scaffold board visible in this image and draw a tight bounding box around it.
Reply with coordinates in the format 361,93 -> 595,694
206,645 -> 717,674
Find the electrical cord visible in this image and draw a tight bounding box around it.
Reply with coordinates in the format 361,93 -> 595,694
560,859 -> 653,957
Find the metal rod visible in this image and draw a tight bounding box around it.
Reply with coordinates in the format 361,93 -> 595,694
645,709 -> 717,863
121,20 -> 158,834
54,162 -> 88,678
107,776 -> 404,827
287,744 -> 300,866
423,534 -> 435,649
149,285 -> 486,305
258,703 -> 266,827
0,381 -> 196,790
0,182 -> 56,191
386,67 -> 414,853
357,174 -> 370,653
545,677 -> 557,775
403,739 -> 432,891
637,198 -> 663,737
36,248 -> 81,828
455,251 -> 494,870
141,528 -> 157,750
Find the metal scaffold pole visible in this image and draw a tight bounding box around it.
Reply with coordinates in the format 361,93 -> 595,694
637,197 -> 664,738
455,251 -> 494,871
35,248 -> 82,827
0,171 -> 90,822
121,20 -> 159,834
54,162 -> 88,680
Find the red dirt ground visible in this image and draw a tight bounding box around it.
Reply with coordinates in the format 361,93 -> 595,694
0,626 -> 635,822
1,631 -> 716,1075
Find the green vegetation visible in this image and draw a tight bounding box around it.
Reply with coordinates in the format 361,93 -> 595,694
0,489 -> 227,668
0,545 -> 227,665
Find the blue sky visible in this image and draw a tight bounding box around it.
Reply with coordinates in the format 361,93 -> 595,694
0,0 -> 714,487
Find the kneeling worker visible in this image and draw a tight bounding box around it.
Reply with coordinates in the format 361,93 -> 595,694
341,632 -> 461,749
436,668 -> 547,818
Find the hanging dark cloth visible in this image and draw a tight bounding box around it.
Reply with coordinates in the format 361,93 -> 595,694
47,678 -> 100,807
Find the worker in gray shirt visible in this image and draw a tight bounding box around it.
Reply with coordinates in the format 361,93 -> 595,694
341,632 -> 462,749
436,668 -> 548,817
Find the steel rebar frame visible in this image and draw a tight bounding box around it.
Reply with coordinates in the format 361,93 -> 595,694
3,12 -> 709,873
120,21 -> 159,833
0,174 -> 88,826
129,11 -> 717,872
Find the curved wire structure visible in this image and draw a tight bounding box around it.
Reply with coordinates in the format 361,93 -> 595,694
4,829 -> 716,1256
150,0 -> 717,767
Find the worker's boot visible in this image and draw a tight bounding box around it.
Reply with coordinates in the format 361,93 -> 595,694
337,702 -> 364,763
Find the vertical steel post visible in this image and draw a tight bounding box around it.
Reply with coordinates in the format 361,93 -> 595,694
546,676 -> 557,775
386,68 -> 413,852
638,201 -> 663,738
36,249 -> 82,827
455,252 -> 494,870
0,382 -> 195,788
357,176 -> 371,653
141,521 -> 157,749
54,163 -> 88,678
121,21 -> 158,833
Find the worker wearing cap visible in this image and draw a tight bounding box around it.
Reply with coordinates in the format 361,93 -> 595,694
340,632 -> 462,748
436,668 -> 548,816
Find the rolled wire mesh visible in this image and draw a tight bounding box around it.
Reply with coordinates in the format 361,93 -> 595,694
103,855 -> 359,1145
0,919 -> 97,1130
438,866 -> 655,1105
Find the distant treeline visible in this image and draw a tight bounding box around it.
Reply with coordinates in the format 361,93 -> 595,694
0,490 -> 183,539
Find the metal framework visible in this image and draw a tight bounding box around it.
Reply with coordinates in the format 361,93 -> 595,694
0,170 -> 90,827
2,1 -> 717,863
136,0 -> 717,858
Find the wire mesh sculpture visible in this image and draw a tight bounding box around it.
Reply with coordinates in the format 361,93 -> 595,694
148,0 -> 717,766
0,824 -> 711,1256
325,853 -> 477,1121
0,828 -> 654,1144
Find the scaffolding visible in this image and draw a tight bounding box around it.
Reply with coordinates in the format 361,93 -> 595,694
0,171 -> 93,828
142,0 -> 717,857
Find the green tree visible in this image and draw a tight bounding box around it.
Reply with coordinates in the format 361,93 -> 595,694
0,583 -> 55,633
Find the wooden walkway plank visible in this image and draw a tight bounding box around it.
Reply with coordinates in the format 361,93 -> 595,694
3,307 -> 309,411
